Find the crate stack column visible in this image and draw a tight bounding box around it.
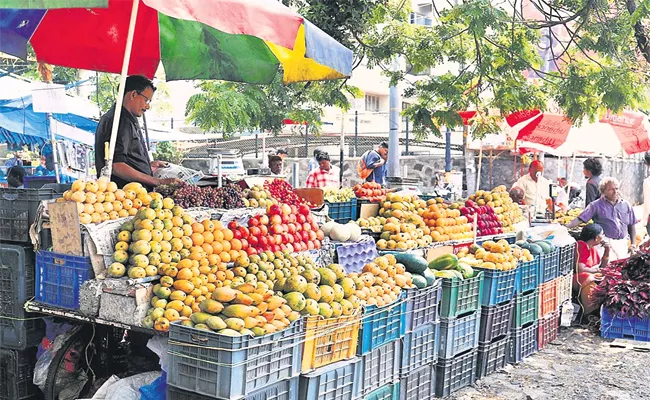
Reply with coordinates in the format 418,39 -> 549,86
538,246 -> 561,350
435,271 -> 484,397
554,242 -> 576,324
508,256 -> 540,364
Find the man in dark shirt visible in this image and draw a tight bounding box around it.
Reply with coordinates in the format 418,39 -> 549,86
583,157 -> 603,207
95,75 -> 179,189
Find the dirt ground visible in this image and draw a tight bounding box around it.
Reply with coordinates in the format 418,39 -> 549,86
452,327 -> 650,400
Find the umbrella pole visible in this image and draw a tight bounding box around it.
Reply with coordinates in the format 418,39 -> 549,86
339,110 -> 344,188
37,63 -> 60,184
476,141 -> 483,191
102,0 -> 140,179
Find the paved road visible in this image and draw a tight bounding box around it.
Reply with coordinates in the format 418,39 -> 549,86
453,327 -> 650,400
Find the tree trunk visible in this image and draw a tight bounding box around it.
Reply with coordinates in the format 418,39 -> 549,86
626,0 -> 650,63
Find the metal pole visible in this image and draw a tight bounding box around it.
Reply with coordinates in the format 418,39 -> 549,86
476,142 -> 483,191
38,63 -> 60,183
445,127 -> 452,172
171,117 -> 174,129
255,133 -> 259,158
304,123 -> 309,158
354,110 -> 358,157
340,110 -> 345,188
387,59 -> 400,178
405,118 -> 409,156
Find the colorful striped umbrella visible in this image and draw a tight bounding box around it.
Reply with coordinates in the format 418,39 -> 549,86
0,0 -> 353,84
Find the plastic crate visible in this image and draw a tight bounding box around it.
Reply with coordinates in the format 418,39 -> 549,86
168,376 -> 299,400
326,199 -> 358,223
0,186 -> 65,243
167,319 -> 303,399
555,272 -> 573,307
439,271 -> 484,319
538,280 -> 557,319
400,322 -> 439,377
515,258 -> 539,293
601,307 -> 650,342
358,295 -> 406,355
476,336 -> 509,379
0,347 -> 41,400
0,244 -> 44,350
537,311 -> 559,350
438,311 -> 480,359
475,267 -> 517,306
557,242 -> 576,275
35,251 -> 94,310
334,238 -> 378,274
404,280 -> 441,332
512,290 -> 539,329
538,250 -> 559,283
507,321 -> 538,364
299,358 -> 360,400
302,311 -> 361,371
400,364 -> 435,400
364,382 -> 400,400
355,340 -> 401,398
478,300 -> 514,343
434,348 -> 478,397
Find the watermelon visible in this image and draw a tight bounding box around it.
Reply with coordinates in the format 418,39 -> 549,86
527,243 -> 544,255
422,269 -> 436,286
411,274 -> 428,289
428,254 -> 459,271
535,241 -> 551,254
515,240 -> 528,247
394,253 -> 428,274
536,240 -> 556,252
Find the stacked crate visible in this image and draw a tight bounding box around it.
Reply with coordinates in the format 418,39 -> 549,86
435,271 -> 484,397
537,245 -> 560,351
508,258 -> 540,364
399,281 -> 441,400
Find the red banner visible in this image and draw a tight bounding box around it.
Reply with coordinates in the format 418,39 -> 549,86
600,111 -> 650,155
517,114 -> 571,149
505,109 -> 541,127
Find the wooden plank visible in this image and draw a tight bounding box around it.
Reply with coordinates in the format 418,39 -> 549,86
427,245 -> 455,262
359,203 -> 379,219
295,188 -> 324,206
49,201 -> 83,256
610,338 -> 650,351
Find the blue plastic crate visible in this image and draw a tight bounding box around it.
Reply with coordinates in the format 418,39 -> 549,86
355,340 -> 401,398
0,244 -> 43,350
168,319 -> 303,399
299,358 -> 360,400
507,321 -> 538,364
515,258 -> 539,293
601,307 -> 650,342
358,293 -> 406,355
365,383 -> 400,400
538,250 -> 559,283
475,267 -> 517,306
400,322 -> 439,376
404,280 -> 441,332
438,312 -> 480,359
326,198 -> 357,223
35,251 -> 94,310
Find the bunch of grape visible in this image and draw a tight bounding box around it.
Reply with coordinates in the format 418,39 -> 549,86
154,182 -> 182,198
170,183 -> 244,209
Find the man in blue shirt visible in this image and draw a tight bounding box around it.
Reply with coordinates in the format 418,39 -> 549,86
362,142 -> 388,185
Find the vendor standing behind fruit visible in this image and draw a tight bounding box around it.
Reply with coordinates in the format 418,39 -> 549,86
566,177 -> 636,261
306,152 -> 340,188
512,160 -> 551,214
94,75 -> 180,190
358,142 -> 388,186
583,157 -> 603,207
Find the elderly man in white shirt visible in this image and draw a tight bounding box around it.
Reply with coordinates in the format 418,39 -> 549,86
512,160 -> 551,214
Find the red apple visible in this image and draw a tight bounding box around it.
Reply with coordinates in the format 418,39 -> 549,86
270,215 -> 282,226
268,204 -> 282,216
303,223 -> 311,232
249,217 -> 260,227
259,225 -> 268,236
297,214 -> 306,224
228,221 -> 239,230
299,204 -> 310,216
246,247 -> 257,256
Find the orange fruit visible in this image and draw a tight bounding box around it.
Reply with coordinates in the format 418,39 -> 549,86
213,230 -> 224,242
220,252 -> 231,263
177,268 -> 193,280
191,233 -> 204,246
221,241 -> 231,253
211,241 -> 223,254
223,229 -> 234,241
191,222 -> 204,234
202,231 -> 214,244
202,243 -> 213,255
224,269 -> 235,280
208,254 -> 220,266
202,220 -> 215,232
230,238 -> 242,251
213,221 -> 224,231
229,250 -> 240,261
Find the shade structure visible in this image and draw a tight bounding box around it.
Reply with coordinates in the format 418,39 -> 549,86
504,109 -> 650,156
0,0 -> 353,84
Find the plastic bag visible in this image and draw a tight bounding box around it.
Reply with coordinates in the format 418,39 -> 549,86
33,326 -> 81,391
104,371 -> 161,400
140,371 -> 167,400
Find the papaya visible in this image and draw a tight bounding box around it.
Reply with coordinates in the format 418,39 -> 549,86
428,254 -> 459,271
393,253 -> 428,274
434,270 -> 462,279
455,263 -> 474,279
411,274 -> 428,289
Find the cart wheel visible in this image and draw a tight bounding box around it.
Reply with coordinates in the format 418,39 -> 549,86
43,324 -> 96,400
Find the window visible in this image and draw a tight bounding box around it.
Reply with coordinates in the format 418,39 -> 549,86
402,102 -> 410,110
365,95 -> 380,112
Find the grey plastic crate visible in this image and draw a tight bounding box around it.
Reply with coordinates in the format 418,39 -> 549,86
298,358 -> 360,400
0,186 -> 66,243
477,336 -> 509,378
434,349 -> 478,397
507,321 -> 538,364
355,340 -> 401,398
400,364 -> 435,400
0,347 -> 41,400
558,242 -> 576,275
438,312 -> 480,359
404,280 -> 441,332
479,299 -> 514,343
0,244 -> 44,350
168,376 -> 299,400
167,319 -> 303,399
364,383 -> 400,400
400,322 -> 439,377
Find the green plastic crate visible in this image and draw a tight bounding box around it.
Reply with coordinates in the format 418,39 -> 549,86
364,383 -> 400,400
439,271 -> 484,319
512,289 -> 539,329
